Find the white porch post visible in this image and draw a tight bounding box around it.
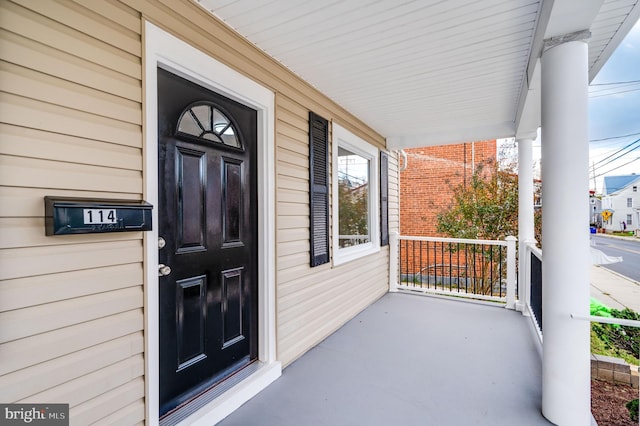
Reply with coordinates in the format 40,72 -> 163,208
517,136 -> 535,313
540,31 -> 591,425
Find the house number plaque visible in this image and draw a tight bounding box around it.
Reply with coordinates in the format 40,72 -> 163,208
45,197 -> 153,235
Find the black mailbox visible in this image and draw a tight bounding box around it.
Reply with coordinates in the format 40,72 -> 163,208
45,197 -> 153,235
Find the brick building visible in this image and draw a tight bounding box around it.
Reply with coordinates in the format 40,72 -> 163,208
400,141 -> 497,237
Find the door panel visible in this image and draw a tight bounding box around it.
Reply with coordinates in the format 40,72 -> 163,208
176,275 -> 207,370
221,267 -> 244,347
176,147 -> 207,252
223,159 -> 243,244
157,68 -> 258,417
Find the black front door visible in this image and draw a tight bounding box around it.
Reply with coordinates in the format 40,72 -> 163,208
157,68 -> 258,417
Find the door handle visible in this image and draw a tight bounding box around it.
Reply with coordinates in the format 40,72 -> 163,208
158,264 -> 172,277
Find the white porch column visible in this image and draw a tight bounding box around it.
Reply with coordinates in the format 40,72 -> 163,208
540,31 -> 591,426
517,136 -> 535,312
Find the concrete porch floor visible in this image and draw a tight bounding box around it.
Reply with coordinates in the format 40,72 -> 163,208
219,293 -> 552,426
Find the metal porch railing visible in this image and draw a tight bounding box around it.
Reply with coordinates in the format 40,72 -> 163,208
390,233 -> 517,308
525,242 -> 543,337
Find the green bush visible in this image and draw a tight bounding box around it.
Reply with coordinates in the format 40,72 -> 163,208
592,308 -> 640,356
627,399 -> 638,422
590,300 -> 639,365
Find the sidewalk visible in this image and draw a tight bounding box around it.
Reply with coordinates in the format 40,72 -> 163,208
590,265 -> 640,312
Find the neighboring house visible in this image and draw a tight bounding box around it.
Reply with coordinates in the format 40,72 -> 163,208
400,141 -> 496,236
601,174 -> 640,232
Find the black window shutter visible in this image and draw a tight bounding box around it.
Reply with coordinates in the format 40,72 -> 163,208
309,112 -> 330,266
380,151 -> 389,246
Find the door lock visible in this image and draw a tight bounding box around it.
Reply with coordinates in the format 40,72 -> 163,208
158,264 -> 172,277
158,237 -> 166,249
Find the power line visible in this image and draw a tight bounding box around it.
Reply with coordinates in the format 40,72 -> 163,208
590,79 -> 640,86
589,82 -> 640,95
589,87 -> 640,98
592,143 -> 640,170
590,131 -> 640,142
593,156 -> 640,179
590,138 -> 640,160
591,138 -> 640,169
593,145 -> 640,172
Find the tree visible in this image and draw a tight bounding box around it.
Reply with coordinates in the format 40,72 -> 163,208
338,179 -> 368,247
436,160 -> 542,294
437,162 -> 518,240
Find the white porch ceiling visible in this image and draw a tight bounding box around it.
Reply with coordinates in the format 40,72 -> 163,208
198,0 -> 640,148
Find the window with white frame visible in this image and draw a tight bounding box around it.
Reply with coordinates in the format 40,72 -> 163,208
633,186 -> 637,192
332,123 -> 379,265
627,197 -> 633,208
627,214 -> 632,225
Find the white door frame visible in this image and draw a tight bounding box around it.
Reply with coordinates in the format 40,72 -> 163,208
144,21 -> 280,425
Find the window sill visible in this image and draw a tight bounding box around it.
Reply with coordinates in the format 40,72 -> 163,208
333,243 -> 380,266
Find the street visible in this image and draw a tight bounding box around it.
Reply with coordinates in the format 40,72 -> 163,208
590,234 -> 640,282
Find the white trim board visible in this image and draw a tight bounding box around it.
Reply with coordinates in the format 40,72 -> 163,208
143,21 -> 280,425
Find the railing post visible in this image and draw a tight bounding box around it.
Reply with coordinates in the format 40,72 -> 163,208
517,240 -> 526,313
389,231 -> 399,292
505,236 -> 517,309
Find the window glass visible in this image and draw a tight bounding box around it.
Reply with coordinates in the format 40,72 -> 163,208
177,103 -> 241,148
627,197 -> 633,208
332,123 -> 379,264
337,147 -> 370,248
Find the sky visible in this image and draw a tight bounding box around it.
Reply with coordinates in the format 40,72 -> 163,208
588,18 -> 640,192
500,18 -> 640,193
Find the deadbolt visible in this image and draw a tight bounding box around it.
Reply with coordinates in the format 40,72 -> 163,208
158,264 -> 171,276
158,237 -> 166,249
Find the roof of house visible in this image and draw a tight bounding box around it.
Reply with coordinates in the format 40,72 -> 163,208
603,174 -> 640,195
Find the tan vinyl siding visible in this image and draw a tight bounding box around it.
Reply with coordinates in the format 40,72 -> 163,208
273,94 -> 388,365
1,62 -> 141,125
0,29 -> 142,102
0,287 -> 143,343
0,1 -> 143,424
388,152 -> 401,234
19,355 -> 144,405
0,124 -> 142,170
0,310 -> 143,377
1,333 -> 144,402
0,155 -> 142,193
0,264 -> 143,312
2,1 -> 141,78
1,0 -> 393,422
0,240 -> 143,281
1,93 -> 141,148
72,390 -> 145,426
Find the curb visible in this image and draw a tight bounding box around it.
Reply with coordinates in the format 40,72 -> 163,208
594,265 -> 640,287
592,233 -> 640,242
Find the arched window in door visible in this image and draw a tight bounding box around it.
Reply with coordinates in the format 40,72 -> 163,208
177,102 -> 242,149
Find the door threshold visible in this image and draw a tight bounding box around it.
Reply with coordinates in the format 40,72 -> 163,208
160,360 -> 281,426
